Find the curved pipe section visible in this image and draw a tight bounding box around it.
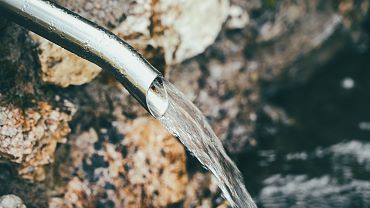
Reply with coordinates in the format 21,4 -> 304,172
0,0 -> 166,114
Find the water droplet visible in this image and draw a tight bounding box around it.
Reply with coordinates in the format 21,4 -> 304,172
22,0 -> 29,12
49,22 -> 56,31
82,41 -> 90,51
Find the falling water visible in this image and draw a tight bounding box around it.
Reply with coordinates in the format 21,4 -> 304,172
147,79 -> 256,208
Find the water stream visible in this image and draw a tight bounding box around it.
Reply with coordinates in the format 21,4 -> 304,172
147,79 -> 256,208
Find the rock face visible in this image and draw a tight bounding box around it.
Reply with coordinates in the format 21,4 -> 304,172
49,118 -> 187,207
0,0 -> 369,207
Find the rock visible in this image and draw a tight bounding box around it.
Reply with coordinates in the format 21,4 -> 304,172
119,118 -> 187,207
0,23 -> 75,181
0,23 -> 38,96
57,0 -> 127,29
30,33 -> 101,87
0,101 -> 75,181
111,0 -> 230,65
227,5 -> 250,29
0,195 -> 26,208
184,172 -> 229,207
48,118 -> 187,207
159,0 -> 229,64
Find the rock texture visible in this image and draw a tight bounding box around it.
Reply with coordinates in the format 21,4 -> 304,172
0,22 -> 75,182
113,0 -> 229,65
0,101 -> 74,181
31,34 -> 101,87
0,195 -> 26,208
0,0 -> 369,207
48,118 -> 187,207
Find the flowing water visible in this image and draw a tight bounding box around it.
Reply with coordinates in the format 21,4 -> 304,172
147,79 -> 256,208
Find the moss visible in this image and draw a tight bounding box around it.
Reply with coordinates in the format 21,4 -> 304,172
263,0 -> 278,9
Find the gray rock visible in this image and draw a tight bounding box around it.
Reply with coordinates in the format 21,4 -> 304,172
0,195 -> 26,208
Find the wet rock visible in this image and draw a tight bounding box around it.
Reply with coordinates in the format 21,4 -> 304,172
0,195 -> 26,208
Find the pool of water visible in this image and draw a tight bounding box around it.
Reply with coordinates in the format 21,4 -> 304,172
239,48 -> 370,207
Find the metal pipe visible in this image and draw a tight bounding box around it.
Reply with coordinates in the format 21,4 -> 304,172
0,0 -> 167,115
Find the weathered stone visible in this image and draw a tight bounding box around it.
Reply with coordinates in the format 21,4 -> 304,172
0,23 -> 76,181
0,23 -> 38,96
184,172 -> 229,208
30,34 -> 101,87
0,195 -> 26,208
113,0 -> 230,65
48,118 -> 187,207
0,101 -> 74,181
57,0 -> 128,29
227,4 -> 250,29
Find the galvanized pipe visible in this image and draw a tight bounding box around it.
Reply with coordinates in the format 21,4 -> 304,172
0,0 -> 166,115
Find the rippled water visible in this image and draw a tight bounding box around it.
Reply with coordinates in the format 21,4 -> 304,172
257,141 -> 370,207
241,48 -> 370,207
148,79 -> 256,208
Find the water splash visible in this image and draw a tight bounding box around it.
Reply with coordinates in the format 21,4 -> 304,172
147,79 -> 256,208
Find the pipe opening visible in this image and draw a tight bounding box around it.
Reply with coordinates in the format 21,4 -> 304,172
146,76 -> 169,118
